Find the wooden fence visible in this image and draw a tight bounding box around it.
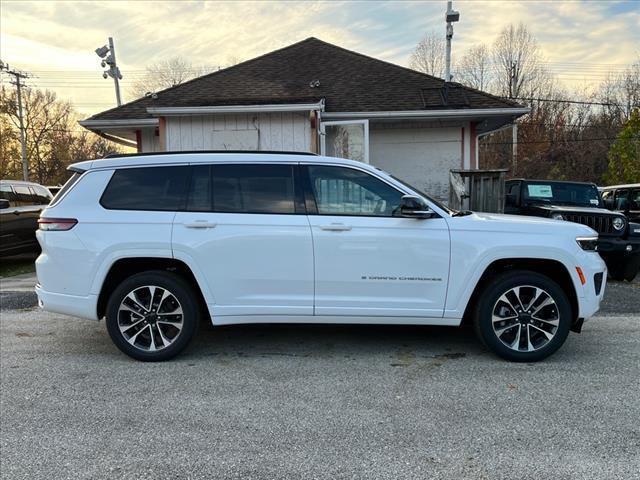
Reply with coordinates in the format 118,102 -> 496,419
448,169 -> 509,213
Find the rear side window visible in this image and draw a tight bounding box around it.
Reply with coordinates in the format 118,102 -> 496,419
212,164 -> 295,214
30,185 -> 53,205
0,184 -> 15,203
101,166 -> 189,211
184,164 -> 296,214
13,185 -> 33,205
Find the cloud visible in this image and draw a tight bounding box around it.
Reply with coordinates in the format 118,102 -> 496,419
1,0 -> 638,115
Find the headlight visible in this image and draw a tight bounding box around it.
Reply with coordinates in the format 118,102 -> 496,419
551,213 -> 564,220
576,236 -> 598,251
612,217 -> 625,230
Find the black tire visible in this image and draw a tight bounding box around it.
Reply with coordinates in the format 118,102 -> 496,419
624,269 -> 638,282
607,262 -> 626,281
105,270 -> 200,361
473,270 -> 572,362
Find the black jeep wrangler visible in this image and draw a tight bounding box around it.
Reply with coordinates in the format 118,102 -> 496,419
505,179 -> 640,281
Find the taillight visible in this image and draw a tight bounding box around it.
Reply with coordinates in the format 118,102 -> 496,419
38,218 -> 78,231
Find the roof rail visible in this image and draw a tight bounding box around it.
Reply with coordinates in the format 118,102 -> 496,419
103,150 -> 318,159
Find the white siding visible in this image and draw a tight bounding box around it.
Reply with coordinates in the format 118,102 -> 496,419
140,128 -> 160,152
162,112 -> 312,152
369,122 -> 462,202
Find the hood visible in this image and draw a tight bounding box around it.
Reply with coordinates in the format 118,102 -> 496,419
449,211 -> 597,236
530,204 -> 611,215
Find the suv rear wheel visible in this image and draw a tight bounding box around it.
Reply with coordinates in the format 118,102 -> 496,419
473,270 -> 572,362
105,271 -> 199,361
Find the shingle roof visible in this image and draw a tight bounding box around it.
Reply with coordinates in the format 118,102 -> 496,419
87,37 -> 522,121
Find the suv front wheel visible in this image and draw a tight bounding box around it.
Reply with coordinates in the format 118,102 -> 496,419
474,271 -> 572,362
105,271 -> 199,361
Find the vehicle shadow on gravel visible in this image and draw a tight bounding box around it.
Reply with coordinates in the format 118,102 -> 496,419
186,322 -> 484,361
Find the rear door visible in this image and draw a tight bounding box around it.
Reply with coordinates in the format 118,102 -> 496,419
9,184 -> 41,249
302,164 -> 450,318
172,163 -> 314,319
0,184 -> 20,252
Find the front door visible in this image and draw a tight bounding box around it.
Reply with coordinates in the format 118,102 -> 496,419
302,164 -> 450,318
172,163 -> 314,319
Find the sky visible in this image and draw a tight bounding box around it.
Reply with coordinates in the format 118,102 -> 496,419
1,0 -> 639,118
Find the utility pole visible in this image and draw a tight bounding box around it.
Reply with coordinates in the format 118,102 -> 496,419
0,60 -> 30,181
509,61 -> 518,174
95,37 -> 123,106
444,1 -> 460,82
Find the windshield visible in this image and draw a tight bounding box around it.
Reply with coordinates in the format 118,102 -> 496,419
523,182 -> 602,208
390,175 -> 454,214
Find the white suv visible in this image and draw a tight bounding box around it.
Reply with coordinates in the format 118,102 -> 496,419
35,152 -> 606,362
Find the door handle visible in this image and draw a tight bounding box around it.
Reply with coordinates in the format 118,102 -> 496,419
319,223 -> 352,231
184,221 -> 217,228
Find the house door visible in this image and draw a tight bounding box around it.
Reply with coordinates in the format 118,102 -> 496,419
321,120 -> 369,163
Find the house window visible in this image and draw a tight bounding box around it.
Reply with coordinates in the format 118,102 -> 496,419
321,120 -> 369,163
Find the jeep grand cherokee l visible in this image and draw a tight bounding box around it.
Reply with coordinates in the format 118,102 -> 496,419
35,152 -> 606,362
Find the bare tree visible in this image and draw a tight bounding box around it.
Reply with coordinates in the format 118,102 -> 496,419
1,86 -> 121,183
129,57 -> 211,98
597,57 -> 640,122
409,31 -> 446,78
493,23 -> 551,100
456,44 -> 492,91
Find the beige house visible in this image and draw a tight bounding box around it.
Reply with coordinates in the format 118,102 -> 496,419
80,37 -> 528,200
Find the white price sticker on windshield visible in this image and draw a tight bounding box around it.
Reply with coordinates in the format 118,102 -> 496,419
590,199 -> 599,205
528,185 -> 553,198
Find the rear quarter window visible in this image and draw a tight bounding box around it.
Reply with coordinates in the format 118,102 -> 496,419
50,172 -> 82,206
100,166 -> 190,211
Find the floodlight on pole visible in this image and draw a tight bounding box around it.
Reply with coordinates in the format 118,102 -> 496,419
444,0 -> 460,83
95,45 -> 109,58
95,37 -> 123,106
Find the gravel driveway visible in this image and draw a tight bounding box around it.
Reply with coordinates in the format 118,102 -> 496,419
1,281 -> 639,479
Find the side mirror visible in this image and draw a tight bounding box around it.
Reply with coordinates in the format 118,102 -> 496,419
400,195 -> 434,219
505,193 -> 518,207
0,199 -> 10,210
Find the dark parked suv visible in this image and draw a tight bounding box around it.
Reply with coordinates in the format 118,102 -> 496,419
0,179 -> 53,257
505,179 -> 640,281
600,183 -> 640,223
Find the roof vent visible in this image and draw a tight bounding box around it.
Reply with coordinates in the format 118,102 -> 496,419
420,83 -> 469,108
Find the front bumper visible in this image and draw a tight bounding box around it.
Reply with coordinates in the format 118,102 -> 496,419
576,252 -> 607,320
35,284 -> 99,320
597,236 -> 640,255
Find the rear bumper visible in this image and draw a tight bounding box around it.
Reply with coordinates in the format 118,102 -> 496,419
35,284 -> 99,320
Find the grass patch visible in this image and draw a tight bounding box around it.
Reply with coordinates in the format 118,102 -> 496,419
0,254 -> 37,278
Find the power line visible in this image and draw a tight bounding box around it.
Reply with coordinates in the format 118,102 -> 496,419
0,60 -> 31,181
510,97 -> 631,107
482,137 -> 620,145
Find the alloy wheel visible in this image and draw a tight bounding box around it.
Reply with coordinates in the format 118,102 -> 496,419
117,285 -> 184,352
491,285 -> 559,352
